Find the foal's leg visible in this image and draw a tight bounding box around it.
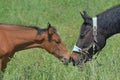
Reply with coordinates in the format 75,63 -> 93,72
0,59 -> 2,71
1,52 -> 15,72
1,57 -> 11,72
0,49 -> 7,71
0,59 -> 3,79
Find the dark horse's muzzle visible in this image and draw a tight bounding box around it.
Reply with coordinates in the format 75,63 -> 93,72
70,52 -> 89,66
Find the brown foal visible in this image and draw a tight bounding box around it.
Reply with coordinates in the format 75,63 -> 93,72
0,23 -> 70,71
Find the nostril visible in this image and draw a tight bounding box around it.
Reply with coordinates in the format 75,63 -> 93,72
61,57 -> 69,65
63,58 -> 67,61
64,57 -> 70,62
61,57 -> 67,62
64,57 -> 68,61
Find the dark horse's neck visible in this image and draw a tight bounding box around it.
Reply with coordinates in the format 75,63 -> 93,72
97,5 -> 120,39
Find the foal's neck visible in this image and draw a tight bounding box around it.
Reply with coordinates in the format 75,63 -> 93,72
10,27 -> 44,51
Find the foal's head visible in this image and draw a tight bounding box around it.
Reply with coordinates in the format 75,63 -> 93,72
37,23 -> 70,65
70,11 -> 106,66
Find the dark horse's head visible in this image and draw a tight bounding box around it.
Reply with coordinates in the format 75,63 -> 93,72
70,11 -> 106,66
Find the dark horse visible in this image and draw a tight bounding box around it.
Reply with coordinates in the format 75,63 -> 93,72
0,23 -> 70,71
70,5 -> 120,66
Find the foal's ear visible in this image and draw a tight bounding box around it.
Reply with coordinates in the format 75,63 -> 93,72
47,23 -> 54,35
48,22 -> 51,28
47,23 -> 54,41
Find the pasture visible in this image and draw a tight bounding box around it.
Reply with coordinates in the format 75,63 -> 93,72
0,0 -> 120,80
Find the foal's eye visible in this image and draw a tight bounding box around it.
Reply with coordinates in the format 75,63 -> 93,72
55,40 -> 61,44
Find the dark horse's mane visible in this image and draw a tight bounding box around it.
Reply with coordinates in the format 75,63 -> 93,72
96,5 -> 120,38
0,23 -> 57,35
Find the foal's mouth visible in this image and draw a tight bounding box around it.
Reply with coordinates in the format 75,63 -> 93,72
61,58 -> 70,65
58,56 -> 70,65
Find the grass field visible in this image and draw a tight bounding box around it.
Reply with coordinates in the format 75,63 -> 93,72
0,0 -> 120,80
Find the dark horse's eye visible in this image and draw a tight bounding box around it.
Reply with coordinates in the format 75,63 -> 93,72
80,34 -> 84,38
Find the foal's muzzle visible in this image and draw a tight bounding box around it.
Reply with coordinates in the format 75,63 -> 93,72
61,57 -> 70,65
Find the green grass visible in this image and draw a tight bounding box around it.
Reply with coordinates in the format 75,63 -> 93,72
0,0 -> 120,80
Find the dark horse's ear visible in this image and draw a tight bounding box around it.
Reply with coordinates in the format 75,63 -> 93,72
83,11 -> 90,18
80,11 -> 91,23
80,11 -> 85,20
80,11 -> 90,19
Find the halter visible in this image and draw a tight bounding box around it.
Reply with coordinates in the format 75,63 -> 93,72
73,17 -> 98,56
72,45 -> 82,53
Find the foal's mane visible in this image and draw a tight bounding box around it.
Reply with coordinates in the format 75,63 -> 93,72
0,23 -> 56,34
